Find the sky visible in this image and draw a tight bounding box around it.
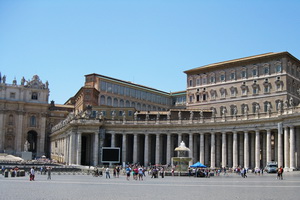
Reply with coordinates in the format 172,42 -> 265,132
1,0 -> 300,104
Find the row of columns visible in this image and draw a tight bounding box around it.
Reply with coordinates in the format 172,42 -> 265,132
109,126 -> 296,170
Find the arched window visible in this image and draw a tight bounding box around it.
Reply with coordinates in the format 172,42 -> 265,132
100,95 -> 106,105
125,100 -> 130,107
31,92 -> 38,100
30,116 -> 36,127
131,102 -> 136,109
107,97 -> 112,106
113,98 -> 118,107
8,114 -> 14,125
137,103 -> 141,110
120,99 -> 124,107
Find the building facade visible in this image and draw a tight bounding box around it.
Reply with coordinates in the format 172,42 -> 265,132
49,52 -> 300,171
0,75 -> 49,157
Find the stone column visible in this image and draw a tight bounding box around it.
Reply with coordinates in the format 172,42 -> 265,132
38,114 -> 47,157
255,130 -> 260,169
0,111 -> 4,152
266,129 -> 271,163
15,111 -> 24,155
64,138 -> 68,164
155,134 -> 160,164
189,133 -> 193,160
210,133 -> 216,169
178,133 -> 182,157
250,133 -> 255,169
69,132 -> 76,165
233,132 -> 238,169
76,132 -> 82,165
227,134 -> 233,168
216,134 -> 221,167
222,132 -> 227,168
144,134 -> 149,166
290,126 -> 295,170
204,134 -> 210,165
244,132 -> 249,169
93,132 -> 99,166
284,127 -> 290,170
278,125 -> 283,168
111,132 -> 116,147
239,133 -> 244,167
122,134 -> 127,164
133,134 -> 138,164
200,133 -> 205,164
262,132 -> 267,168
166,134 -> 171,165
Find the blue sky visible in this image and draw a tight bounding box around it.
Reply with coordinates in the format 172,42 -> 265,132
1,0 -> 300,104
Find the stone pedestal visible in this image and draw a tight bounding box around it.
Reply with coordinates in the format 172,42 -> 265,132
22,152 -> 32,161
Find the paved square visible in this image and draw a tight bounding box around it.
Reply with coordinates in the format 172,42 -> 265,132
1,172 -> 300,200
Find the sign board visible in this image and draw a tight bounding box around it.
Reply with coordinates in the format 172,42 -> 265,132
101,147 -> 120,163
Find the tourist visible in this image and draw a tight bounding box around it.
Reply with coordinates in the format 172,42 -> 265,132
105,168 -> 110,179
30,167 -> 35,181
277,166 -> 283,180
126,166 -> 131,181
138,167 -> 143,181
47,167 -> 52,180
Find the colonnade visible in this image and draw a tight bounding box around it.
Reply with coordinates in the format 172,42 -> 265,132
106,125 -> 297,171
51,124 -> 298,171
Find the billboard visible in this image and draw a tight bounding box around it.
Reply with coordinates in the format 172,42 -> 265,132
101,147 -> 120,163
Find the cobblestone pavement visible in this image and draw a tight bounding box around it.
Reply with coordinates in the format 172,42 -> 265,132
1,171 -> 300,200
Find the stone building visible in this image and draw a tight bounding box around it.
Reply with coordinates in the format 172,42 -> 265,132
0,75 -> 49,157
50,51 -> 300,171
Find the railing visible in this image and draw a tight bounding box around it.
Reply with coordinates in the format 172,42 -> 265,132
51,107 -> 300,133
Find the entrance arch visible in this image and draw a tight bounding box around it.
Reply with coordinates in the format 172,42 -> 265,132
27,130 -> 38,156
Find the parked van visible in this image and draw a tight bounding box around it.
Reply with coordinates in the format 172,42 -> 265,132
265,162 -> 278,173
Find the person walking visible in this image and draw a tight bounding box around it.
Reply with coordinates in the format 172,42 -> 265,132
105,168 -> 110,179
47,167 -> 52,180
30,167 -> 35,181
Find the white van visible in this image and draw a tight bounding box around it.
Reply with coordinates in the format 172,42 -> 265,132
265,161 -> 278,173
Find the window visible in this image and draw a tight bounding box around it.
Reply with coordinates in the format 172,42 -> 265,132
276,65 -> 282,73
253,87 -> 258,94
10,92 -> 16,99
241,70 -> 247,79
196,78 -> 200,86
189,79 -> 193,87
210,76 -> 215,83
30,116 -> 36,127
8,115 -> 14,125
31,92 -> 38,100
242,88 -> 247,95
230,72 -> 235,80
113,84 -> 119,94
189,95 -> 193,103
231,88 -> 236,97
220,89 -> 226,98
264,85 -> 270,93
202,77 -> 207,85
100,81 -> 107,91
107,83 -> 112,92
119,111 -> 123,116
264,67 -> 269,75
210,90 -> 216,100
203,94 -> 207,101
276,83 -> 282,91
119,86 -> 124,95
128,111 -> 132,116
252,68 -> 257,77
220,74 -> 225,82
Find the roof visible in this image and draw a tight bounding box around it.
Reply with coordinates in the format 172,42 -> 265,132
184,51 -> 299,74
85,73 -> 171,96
